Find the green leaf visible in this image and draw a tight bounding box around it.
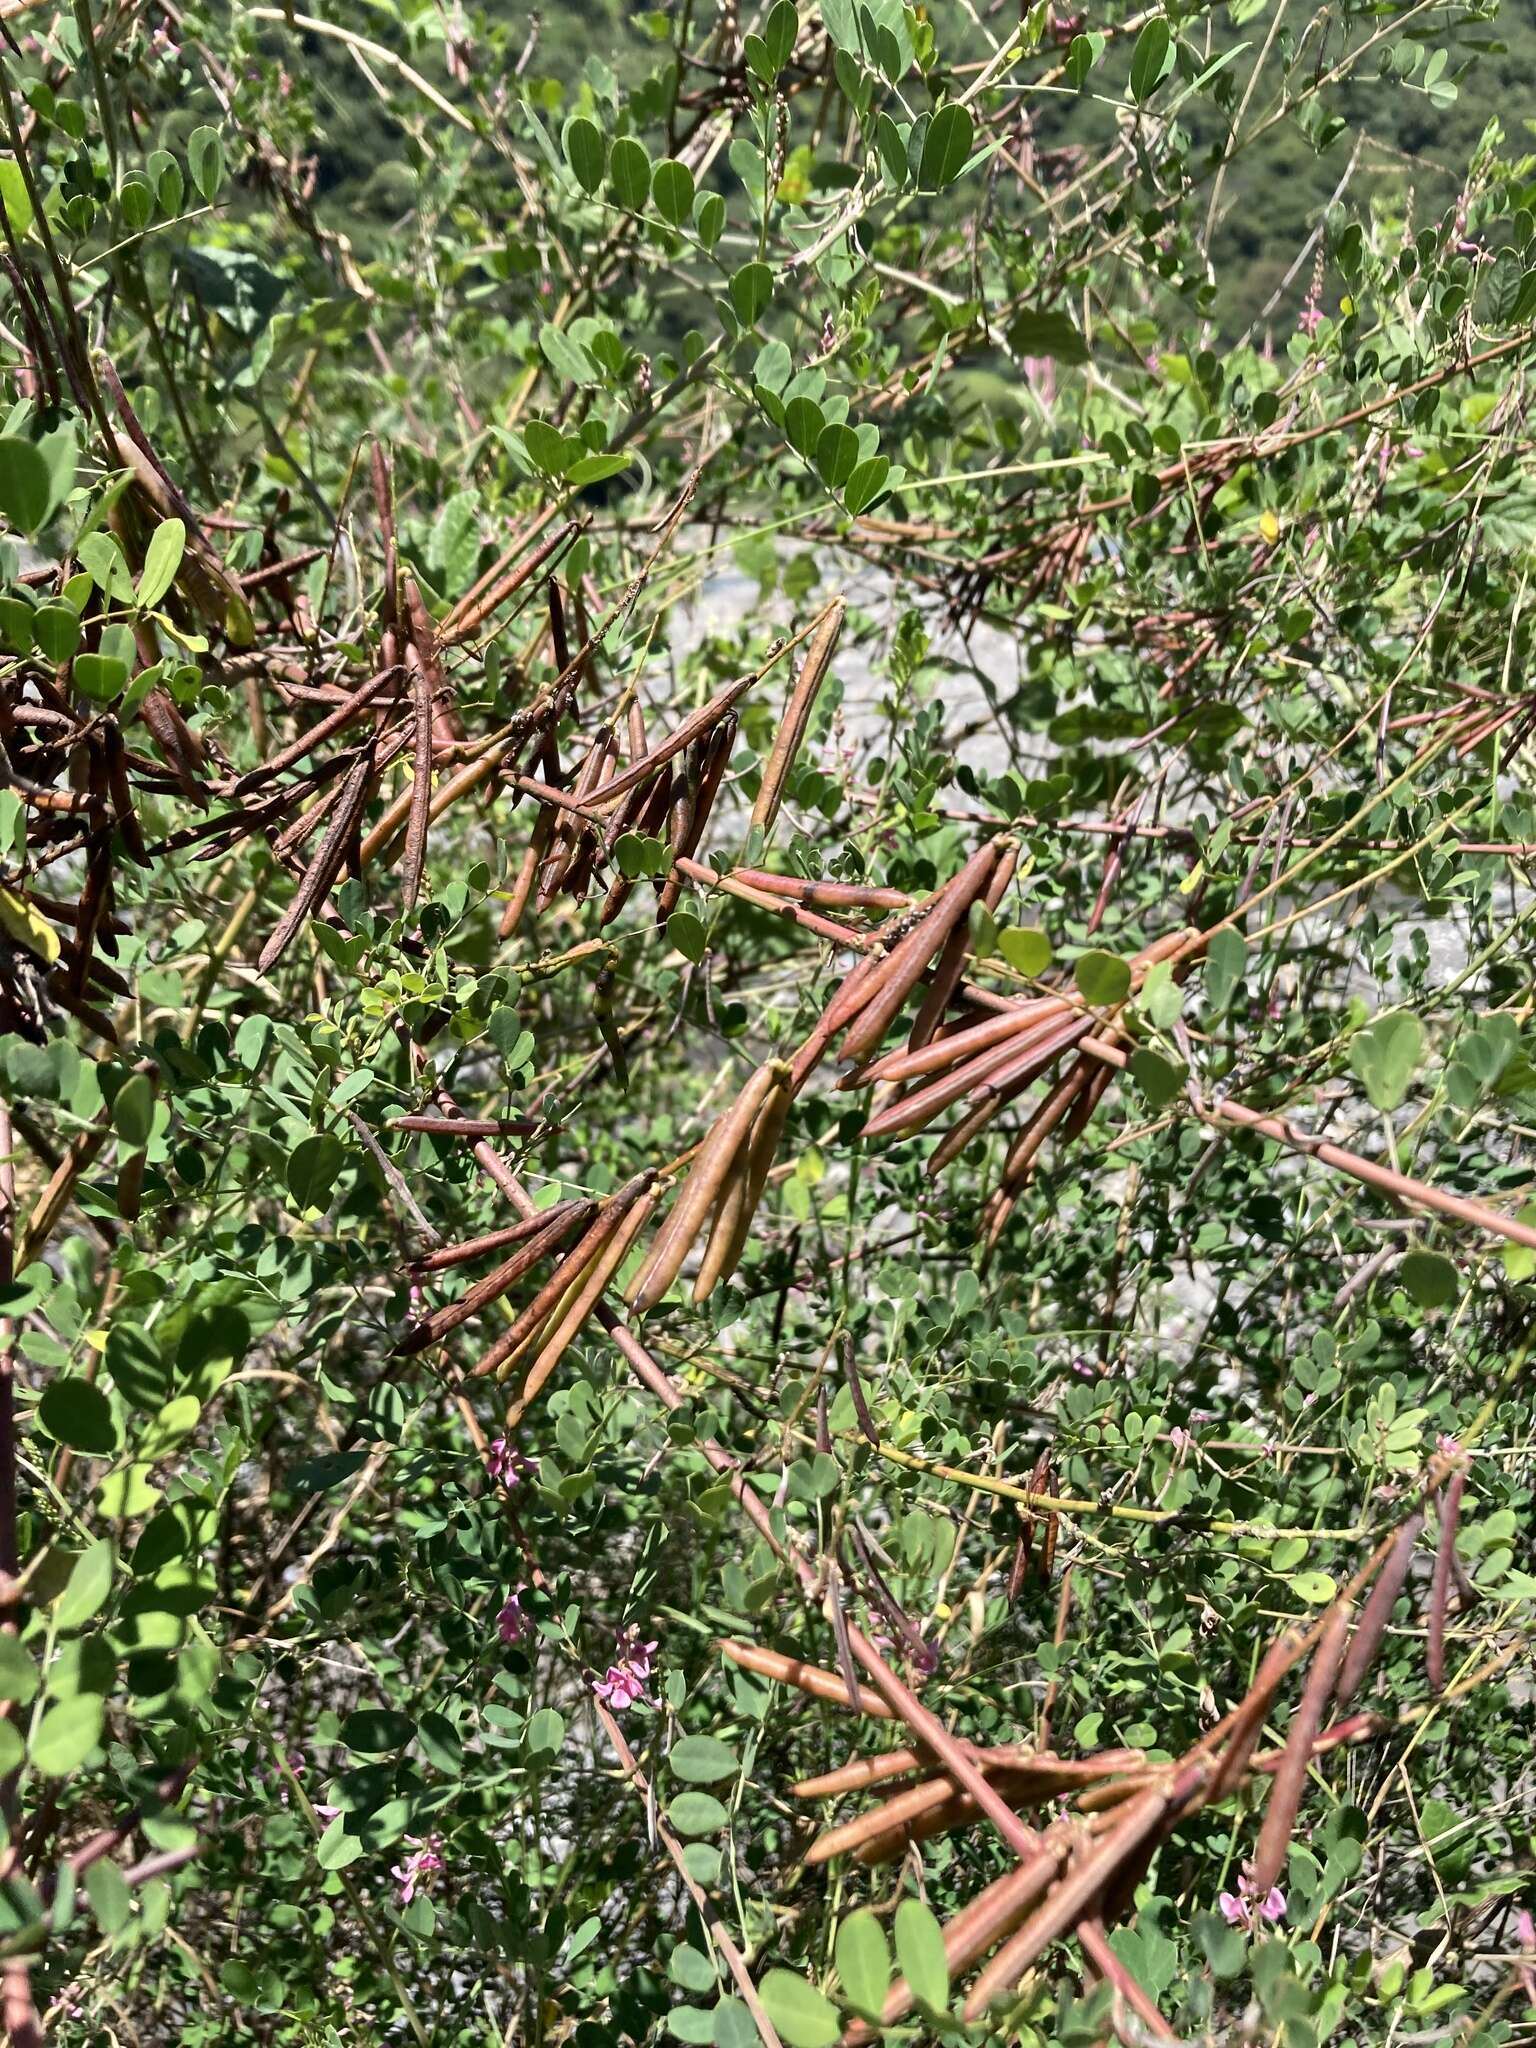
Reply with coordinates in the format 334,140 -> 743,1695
286,1132 -> 344,1212
73,653 -> 130,703
729,262 -> 773,328
526,1707 -> 565,1757
524,420 -> 578,478
39,1378 -> 119,1456
187,125 -> 225,201
893,1898 -> 948,2013
85,1857 -> 132,1936
1399,1250 -> 1459,1309
758,1972 -> 839,2048
564,115 -> 605,195
0,1637 -> 38,1705
918,102 -> 973,190
54,1537 -> 114,1630
1128,1047 -> 1186,1109
1130,17 -> 1174,100
1350,1011 -> 1423,1113
136,517 -> 186,610
671,1733 -> 739,1782
0,438 -> 54,535
1287,1570 -> 1338,1604
112,1072 -> 155,1147
31,1692 -> 105,1776
784,396 -> 824,458
609,136 -> 652,212
763,0 -> 800,71
1008,308 -> 1089,364
1203,926 -> 1247,1014
843,456 -> 890,516
815,423 -> 859,490
567,452 -> 633,487
835,1910 -> 891,2020
1075,950 -> 1132,1007
671,1944 -> 718,1992
668,1790 -> 729,1835
540,323 -> 599,387
341,1707 -> 414,1754
652,159 -> 695,226
998,926 -> 1051,977
32,604 -> 80,664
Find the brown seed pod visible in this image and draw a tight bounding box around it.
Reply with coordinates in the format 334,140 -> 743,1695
1426,1470 -> 1467,1695
855,997 -> 1068,1089
469,1172 -> 657,1379
729,868 -> 908,913
656,713 -> 736,927
627,1062 -> 789,1312
839,841 -> 1004,1064
396,1201 -> 596,1354
962,1776 -> 1195,2020
400,581 -> 438,913
410,1202 -> 589,1275
691,1069 -> 793,1300
1249,1597 -> 1352,1897
750,597 -> 845,836
906,844 -> 1004,1053
714,1639 -> 895,1717
1335,1510 -> 1424,1707
258,744 -> 376,973
504,1186 -> 659,1419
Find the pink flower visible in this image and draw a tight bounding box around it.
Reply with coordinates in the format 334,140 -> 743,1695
1219,1873 -> 1286,1931
592,1624 -> 658,1712
1297,303 -> 1324,338
392,1838 -> 443,1907
486,1439 -> 536,1488
497,1590 -> 532,1644
1167,1425 -> 1193,1453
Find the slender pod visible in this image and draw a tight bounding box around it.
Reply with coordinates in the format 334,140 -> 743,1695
395,1202 -> 595,1354
751,597 -> 844,835
856,998 -> 1067,1087
257,745 -> 375,972
505,1189 -> 659,1420
1335,1510 -> 1424,1706
729,869 -> 908,912
470,1172 -> 657,1378
400,581 -> 438,912
906,844 -> 1003,1052
1249,1597 -> 1353,1896
714,1640 -> 895,1718
693,1071 -> 794,1298
657,714 -> 736,926
839,841 -> 1004,1063
410,1201 -> 589,1274
628,1062 -> 789,1312
1426,1469 -> 1467,1694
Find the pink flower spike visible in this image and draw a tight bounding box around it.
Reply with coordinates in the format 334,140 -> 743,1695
592,1625 -> 659,1712
486,1439 -> 536,1488
392,1838 -> 444,1907
497,1590 -> 532,1644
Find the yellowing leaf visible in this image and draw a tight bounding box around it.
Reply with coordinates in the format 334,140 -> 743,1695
0,886 -> 60,965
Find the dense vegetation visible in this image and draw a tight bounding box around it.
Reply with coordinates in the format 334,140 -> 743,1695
0,1 -> 1533,2045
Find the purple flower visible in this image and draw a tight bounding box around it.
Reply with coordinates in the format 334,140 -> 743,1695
486,1439 -> 536,1488
593,1624 -> 658,1712
1298,302 -> 1324,339
1219,1873 -> 1286,1931
497,1590 -> 532,1644
1167,1425 -> 1193,1453
392,1838 -> 443,1907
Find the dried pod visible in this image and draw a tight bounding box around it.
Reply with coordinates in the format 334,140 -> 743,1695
691,1068 -> 793,1300
505,1186 -> 659,1420
1249,1597 -> 1352,1896
839,841 -> 1003,1063
751,596 -> 844,835
1426,1470 -> 1467,1695
628,1062 -> 789,1313
395,1200 -> 595,1354
1335,1511 -> 1424,1707
714,1639 -> 895,1718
